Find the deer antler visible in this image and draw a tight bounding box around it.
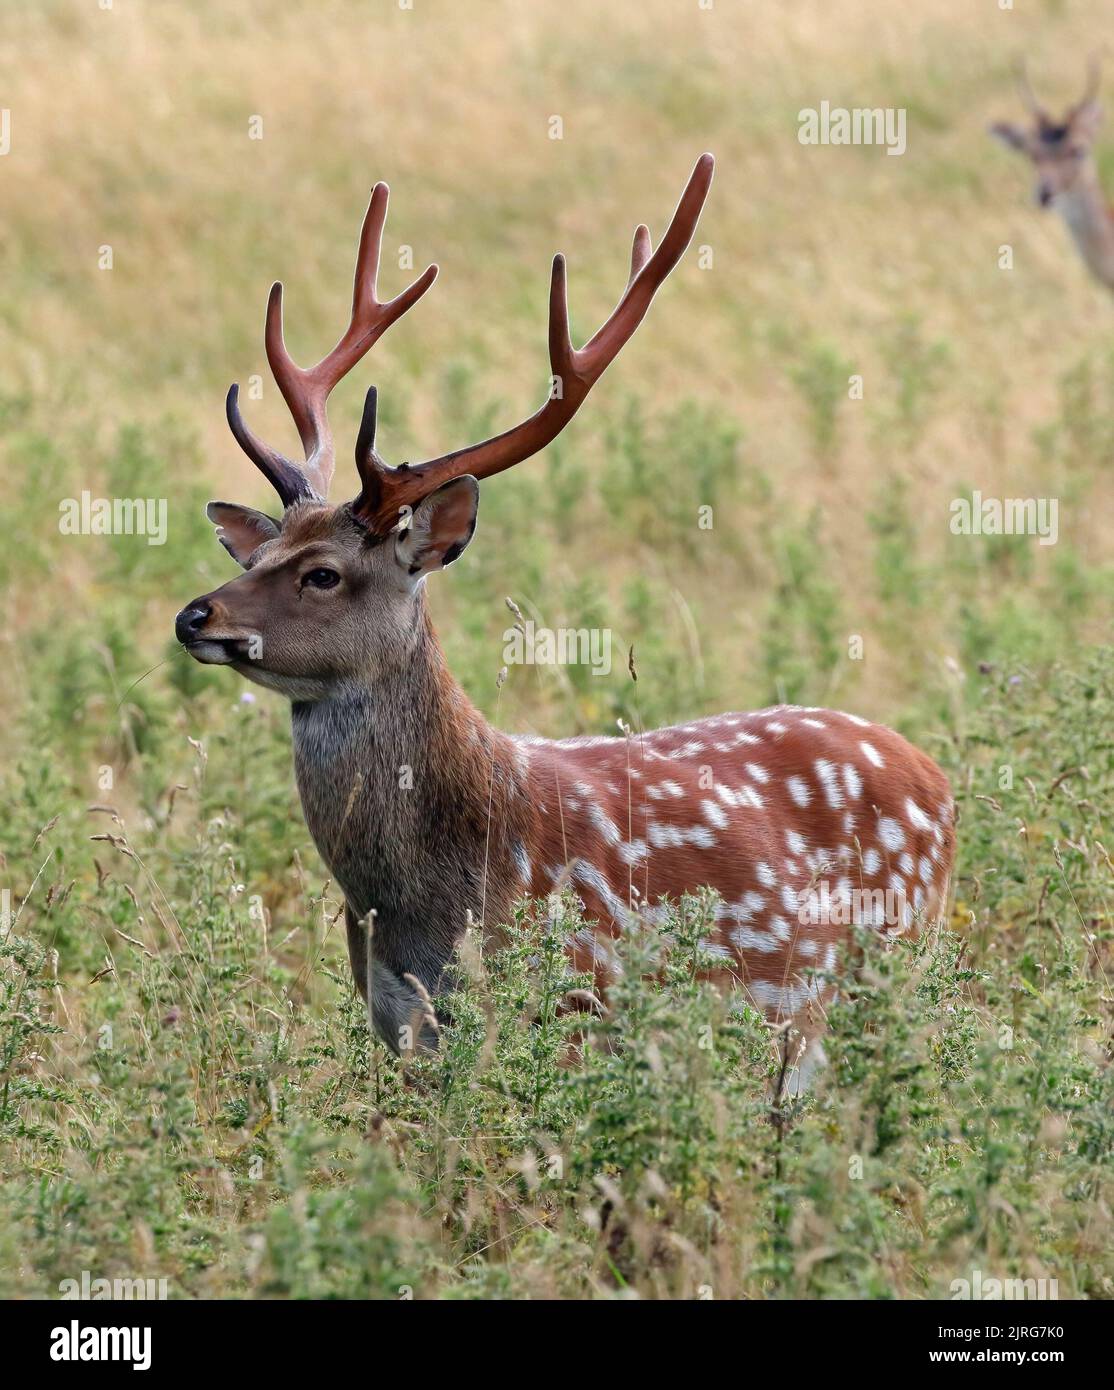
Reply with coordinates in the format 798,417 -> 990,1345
227,183 -> 437,506
1070,56 -> 1102,117
1015,59 -> 1050,125
351,153 -> 715,533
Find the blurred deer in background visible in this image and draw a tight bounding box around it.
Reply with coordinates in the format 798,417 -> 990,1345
175,155 -> 955,1085
991,60 -> 1114,290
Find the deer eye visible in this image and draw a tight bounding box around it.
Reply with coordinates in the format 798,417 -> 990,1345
303,567 -> 340,590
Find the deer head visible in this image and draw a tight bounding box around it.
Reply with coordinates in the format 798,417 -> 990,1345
176,157 -> 715,701
991,60 -> 1103,207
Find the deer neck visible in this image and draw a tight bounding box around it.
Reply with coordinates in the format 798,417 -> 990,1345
1056,162 -> 1114,287
289,599 -> 527,982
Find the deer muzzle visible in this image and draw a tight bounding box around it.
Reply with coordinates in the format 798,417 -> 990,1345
175,594 -> 251,665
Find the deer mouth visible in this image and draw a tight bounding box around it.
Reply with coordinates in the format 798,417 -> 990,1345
183,637 -> 250,665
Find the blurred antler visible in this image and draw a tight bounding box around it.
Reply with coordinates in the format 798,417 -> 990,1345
1015,59 -> 1050,125
1070,56 -> 1102,117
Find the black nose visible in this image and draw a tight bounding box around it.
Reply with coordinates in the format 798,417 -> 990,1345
1038,186 -> 1054,207
175,602 -> 212,644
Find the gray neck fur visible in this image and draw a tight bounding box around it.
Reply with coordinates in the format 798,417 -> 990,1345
290,602 -> 524,1000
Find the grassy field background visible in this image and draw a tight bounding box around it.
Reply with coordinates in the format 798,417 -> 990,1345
0,0 -> 1111,1298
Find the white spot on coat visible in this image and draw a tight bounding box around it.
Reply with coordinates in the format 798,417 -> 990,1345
730,925 -> 778,954
814,759 -> 845,809
860,741 -> 884,768
588,803 -> 622,846
721,890 -> 766,923
769,915 -> 793,941
513,842 -> 531,884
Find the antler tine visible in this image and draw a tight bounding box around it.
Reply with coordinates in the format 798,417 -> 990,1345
353,385 -> 384,515
579,155 -> 713,371
1015,59 -> 1049,123
353,153 -> 714,533
1073,55 -> 1102,114
229,182 -> 437,506
628,224 -> 652,285
225,383 -> 316,509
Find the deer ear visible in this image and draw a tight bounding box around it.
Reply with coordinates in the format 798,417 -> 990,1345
989,121 -> 1029,151
206,501 -> 281,568
394,476 -> 480,579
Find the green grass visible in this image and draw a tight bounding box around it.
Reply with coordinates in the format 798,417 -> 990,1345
1,650 -> 1110,1298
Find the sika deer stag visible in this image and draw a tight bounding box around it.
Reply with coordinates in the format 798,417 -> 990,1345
991,60 -> 1114,291
176,155 -> 955,1081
